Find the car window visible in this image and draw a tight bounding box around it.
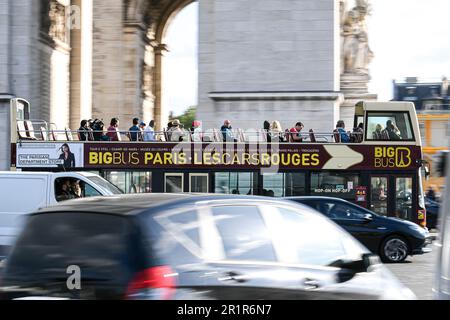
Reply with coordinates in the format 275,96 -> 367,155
2,213 -> 141,299
211,206 -> 277,262
148,209 -> 202,266
276,207 -> 355,266
323,202 -> 367,220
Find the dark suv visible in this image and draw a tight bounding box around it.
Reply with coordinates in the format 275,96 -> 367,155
287,197 -> 432,263
0,194 -> 415,300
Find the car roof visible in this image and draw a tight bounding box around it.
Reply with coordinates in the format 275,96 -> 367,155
286,196 -> 350,202
35,193 -> 298,216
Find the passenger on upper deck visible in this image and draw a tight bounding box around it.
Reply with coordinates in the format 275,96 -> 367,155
128,118 -> 141,142
168,119 -> 185,142
221,120 -> 238,142
289,122 -> 304,142
382,120 -> 401,140
336,120 -> 350,143
78,120 -> 92,141
351,123 -> 364,143
143,120 -> 156,142
264,121 -> 271,143
372,124 -> 383,140
106,118 -> 121,142
192,121 -> 203,142
270,121 -> 285,143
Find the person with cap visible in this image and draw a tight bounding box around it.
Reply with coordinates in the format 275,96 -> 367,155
169,119 -> 185,142
192,120 -> 203,142
138,121 -> 146,141
128,118 -> 141,142
221,120 -> 237,142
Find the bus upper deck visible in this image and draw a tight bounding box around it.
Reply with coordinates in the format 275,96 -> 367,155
7,100 -> 429,226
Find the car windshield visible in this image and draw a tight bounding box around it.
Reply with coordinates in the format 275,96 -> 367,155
87,176 -> 123,194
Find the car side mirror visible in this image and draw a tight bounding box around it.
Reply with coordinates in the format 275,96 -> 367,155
333,253 -> 381,283
363,214 -> 373,222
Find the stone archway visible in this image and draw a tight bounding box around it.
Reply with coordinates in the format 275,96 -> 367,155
121,0 -> 196,131
148,0 -> 196,131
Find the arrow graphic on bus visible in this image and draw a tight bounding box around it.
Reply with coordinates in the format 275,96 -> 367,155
323,145 -> 364,170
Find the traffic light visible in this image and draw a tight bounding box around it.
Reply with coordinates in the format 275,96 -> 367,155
435,150 -> 449,177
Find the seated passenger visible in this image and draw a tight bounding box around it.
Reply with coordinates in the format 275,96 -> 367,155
372,124 -> 383,140
335,120 -> 350,143
289,122 -> 304,142
270,121 -> 286,143
192,121 -> 203,142
382,120 -> 401,140
168,119 -> 185,142
70,180 -> 83,199
78,120 -> 91,141
143,120 -> 156,142
56,179 -> 75,202
221,120 -> 238,142
264,121 -> 271,143
106,118 -> 121,141
351,123 -> 364,143
128,118 -> 141,142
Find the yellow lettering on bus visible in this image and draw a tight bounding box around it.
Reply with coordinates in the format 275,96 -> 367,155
144,153 -> 154,164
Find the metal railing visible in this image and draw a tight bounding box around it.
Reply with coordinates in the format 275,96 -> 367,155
16,126 -> 365,144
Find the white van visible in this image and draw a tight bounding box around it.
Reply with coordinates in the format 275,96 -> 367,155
0,172 -> 122,258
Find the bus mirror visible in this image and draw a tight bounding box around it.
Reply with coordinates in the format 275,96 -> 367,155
424,163 -> 431,180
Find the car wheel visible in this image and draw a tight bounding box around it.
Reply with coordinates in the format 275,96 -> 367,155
380,235 -> 409,263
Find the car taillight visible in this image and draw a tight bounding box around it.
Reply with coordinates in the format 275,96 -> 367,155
126,266 -> 177,300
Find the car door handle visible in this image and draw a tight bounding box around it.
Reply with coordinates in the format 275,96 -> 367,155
303,278 -> 321,290
218,271 -> 248,283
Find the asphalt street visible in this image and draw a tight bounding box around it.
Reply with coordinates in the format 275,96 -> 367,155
386,242 -> 438,300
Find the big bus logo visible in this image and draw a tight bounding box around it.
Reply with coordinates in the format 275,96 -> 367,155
374,147 -> 412,168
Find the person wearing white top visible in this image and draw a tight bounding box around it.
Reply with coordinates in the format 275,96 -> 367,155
192,121 -> 203,142
143,120 -> 156,142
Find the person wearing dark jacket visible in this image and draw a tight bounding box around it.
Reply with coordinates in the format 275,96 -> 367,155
264,120 -> 271,143
78,120 -> 92,141
221,120 -> 238,142
58,143 -> 76,168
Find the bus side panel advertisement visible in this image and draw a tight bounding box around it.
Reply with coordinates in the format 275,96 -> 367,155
78,143 -> 422,171
16,142 -> 84,169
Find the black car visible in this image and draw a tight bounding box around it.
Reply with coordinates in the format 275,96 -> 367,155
0,194 -> 415,300
286,197 -> 432,263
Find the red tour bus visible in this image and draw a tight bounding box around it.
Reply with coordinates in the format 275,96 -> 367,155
11,101 -> 429,227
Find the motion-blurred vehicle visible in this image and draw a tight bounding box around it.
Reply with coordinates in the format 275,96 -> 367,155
424,197 -> 440,230
286,197 -> 432,263
0,171 -> 122,259
0,194 -> 415,300
434,149 -> 450,299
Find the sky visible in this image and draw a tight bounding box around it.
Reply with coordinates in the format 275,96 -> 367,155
163,0 -> 450,116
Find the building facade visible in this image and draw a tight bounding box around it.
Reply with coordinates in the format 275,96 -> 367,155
0,0 -> 376,135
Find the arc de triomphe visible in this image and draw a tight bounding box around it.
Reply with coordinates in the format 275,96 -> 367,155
0,0 -> 376,132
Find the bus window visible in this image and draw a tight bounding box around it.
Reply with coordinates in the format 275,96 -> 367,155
103,171 -> 152,194
395,177 -> 413,220
262,172 -> 306,197
215,172 -> 254,195
165,173 -> 184,193
366,112 -> 415,141
310,172 -> 360,201
262,173 -> 284,197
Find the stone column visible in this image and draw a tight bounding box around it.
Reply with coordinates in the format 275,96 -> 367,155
153,43 -> 168,131
122,23 -> 146,123
70,0 -> 93,130
0,0 -> 11,94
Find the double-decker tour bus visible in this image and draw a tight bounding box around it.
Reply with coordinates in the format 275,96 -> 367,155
10,101 -> 429,227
